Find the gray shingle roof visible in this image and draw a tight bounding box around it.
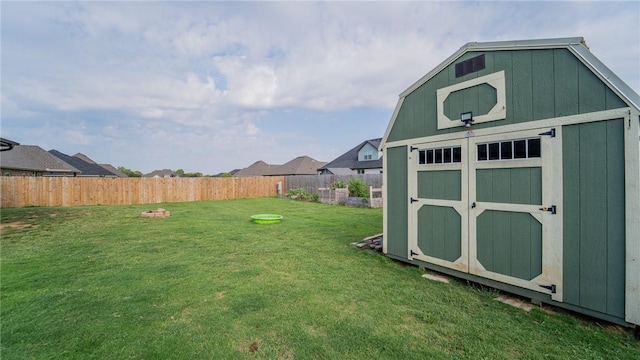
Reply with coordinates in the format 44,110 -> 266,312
0,145 -> 80,173
235,157 -> 327,176
49,149 -> 116,177
234,161 -> 273,177
144,169 -> 178,178
73,153 -> 96,164
265,156 -> 327,176
99,164 -> 127,177
319,138 -> 383,171
1,137 -> 20,151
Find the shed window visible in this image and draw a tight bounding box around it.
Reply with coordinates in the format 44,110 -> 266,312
477,138 -> 541,161
435,149 -> 443,163
528,138 -> 541,158
477,144 -> 488,161
418,146 -> 462,165
452,147 -> 462,162
488,143 -> 500,160
501,142 -> 513,159
514,140 -> 527,158
443,148 -> 452,163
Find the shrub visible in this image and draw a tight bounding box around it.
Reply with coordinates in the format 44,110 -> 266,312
332,181 -> 346,189
286,188 -> 318,202
348,178 -> 368,198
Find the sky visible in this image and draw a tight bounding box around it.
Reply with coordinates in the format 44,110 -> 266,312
2,1 -> 639,175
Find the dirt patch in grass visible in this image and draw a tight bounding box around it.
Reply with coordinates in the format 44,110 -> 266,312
0,221 -> 36,233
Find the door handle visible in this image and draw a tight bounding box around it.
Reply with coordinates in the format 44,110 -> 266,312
471,202 -> 476,209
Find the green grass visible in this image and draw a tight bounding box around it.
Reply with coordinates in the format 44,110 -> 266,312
1,198 -> 638,359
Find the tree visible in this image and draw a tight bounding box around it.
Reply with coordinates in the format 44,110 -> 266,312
175,169 -> 185,175
118,166 -> 142,177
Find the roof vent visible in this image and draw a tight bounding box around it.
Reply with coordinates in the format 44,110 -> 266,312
455,54 -> 485,78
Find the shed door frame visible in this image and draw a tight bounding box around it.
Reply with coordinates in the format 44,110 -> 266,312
408,137 -> 470,273
468,127 -> 564,302
408,126 -> 563,301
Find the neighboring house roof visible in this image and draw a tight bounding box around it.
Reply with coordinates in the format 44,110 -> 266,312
383,37 -> 640,145
1,137 -> 20,152
321,168 -> 354,176
213,169 -> 241,177
71,152 -> 124,177
319,138 -> 383,172
98,164 -> 127,177
0,145 -> 80,174
235,156 -> 327,176
144,169 -> 178,178
266,156 -> 327,176
49,150 -> 117,177
73,153 -> 96,164
234,161 -> 273,177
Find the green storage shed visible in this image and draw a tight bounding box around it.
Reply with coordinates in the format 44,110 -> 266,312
380,37 -> 640,327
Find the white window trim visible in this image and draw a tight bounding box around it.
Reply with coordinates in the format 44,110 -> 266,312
436,70 -> 507,130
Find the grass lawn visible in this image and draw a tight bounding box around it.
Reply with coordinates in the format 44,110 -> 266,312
1,197 -> 638,359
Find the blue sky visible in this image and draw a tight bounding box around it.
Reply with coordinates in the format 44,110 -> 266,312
2,1 -> 639,175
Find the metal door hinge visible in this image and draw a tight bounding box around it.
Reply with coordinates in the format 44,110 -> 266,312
410,146 -> 418,152
410,250 -> 418,257
410,197 -> 419,203
538,128 -> 556,137
539,284 -> 556,293
539,205 -> 556,214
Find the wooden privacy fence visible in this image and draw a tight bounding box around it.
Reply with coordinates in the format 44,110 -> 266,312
0,176 -> 285,208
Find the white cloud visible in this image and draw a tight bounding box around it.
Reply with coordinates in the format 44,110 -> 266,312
65,129 -> 91,146
2,1 -> 638,174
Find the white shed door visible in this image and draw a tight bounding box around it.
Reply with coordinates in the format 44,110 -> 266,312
408,127 -> 563,300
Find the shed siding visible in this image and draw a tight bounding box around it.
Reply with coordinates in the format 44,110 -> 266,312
386,146 -> 408,258
417,170 -> 461,201
554,49 -> 579,117
531,50 -> 555,120
512,50 -> 533,124
476,168 -> 542,205
562,119 -> 625,318
386,49 -> 627,143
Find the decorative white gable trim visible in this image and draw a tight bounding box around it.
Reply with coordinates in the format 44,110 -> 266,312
436,71 -> 507,130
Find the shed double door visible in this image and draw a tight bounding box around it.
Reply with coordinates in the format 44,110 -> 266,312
408,127 -> 563,301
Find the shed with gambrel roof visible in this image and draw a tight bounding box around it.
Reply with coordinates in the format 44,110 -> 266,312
380,37 -> 639,327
